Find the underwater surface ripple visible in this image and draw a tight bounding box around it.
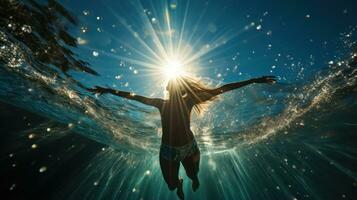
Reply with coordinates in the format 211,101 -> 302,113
0,27 -> 356,154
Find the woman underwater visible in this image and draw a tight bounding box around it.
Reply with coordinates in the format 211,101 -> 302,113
88,75 -> 276,199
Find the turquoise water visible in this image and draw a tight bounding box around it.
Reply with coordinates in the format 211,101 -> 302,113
0,0 -> 356,199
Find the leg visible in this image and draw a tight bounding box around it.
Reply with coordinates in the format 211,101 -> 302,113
182,149 -> 200,191
159,157 -> 180,190
159,157 -> 185,199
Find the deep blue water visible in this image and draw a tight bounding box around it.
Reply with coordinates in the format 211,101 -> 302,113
0,0 -> 356,199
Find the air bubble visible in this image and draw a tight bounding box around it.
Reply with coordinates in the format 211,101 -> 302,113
92,51 -> 99,57
170,0 -> 177,9
39,166 -> 47,173
151,18 -> 157,24
83,10 -> 90,16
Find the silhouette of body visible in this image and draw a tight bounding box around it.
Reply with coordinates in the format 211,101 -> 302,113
88,75 -> 276,199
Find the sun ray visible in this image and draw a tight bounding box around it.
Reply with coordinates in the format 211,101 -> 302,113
104,5 -> 165,63
177,0 -> 191,55
99,0 -> 255,89
130,0 -> 170,60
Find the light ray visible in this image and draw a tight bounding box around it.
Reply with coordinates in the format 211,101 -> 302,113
104,5 -> 165,64
100,1 -> 257,90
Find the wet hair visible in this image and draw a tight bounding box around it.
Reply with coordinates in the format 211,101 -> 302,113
166,75 -> 217,115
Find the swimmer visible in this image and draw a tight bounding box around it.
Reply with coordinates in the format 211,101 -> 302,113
87,75 -> 276,199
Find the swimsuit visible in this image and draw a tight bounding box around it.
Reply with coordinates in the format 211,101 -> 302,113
160,139 -> 199,162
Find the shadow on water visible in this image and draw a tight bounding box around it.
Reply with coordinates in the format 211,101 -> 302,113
0,0 -> 98,77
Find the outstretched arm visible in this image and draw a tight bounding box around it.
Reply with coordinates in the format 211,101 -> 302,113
192,76 -> 276,104
210,76 -> 276,96
86,86 -> 162,108
191,76 -> 276,104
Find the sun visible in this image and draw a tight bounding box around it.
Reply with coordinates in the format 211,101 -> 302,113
163,58 -> 185,80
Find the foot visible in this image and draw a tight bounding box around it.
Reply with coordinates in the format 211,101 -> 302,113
192,177 -> 200,192
176,178 -> 184,199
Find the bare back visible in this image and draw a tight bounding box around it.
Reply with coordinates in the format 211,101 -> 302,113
158,97 -> 195,147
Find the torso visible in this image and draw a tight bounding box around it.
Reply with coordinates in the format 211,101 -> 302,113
158,98 -> 195,147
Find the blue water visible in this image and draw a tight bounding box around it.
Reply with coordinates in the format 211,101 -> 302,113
0,0 -> 356,199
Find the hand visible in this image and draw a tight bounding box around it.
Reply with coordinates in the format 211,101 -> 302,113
253,76 -> 277,84
86,86 -> 110,95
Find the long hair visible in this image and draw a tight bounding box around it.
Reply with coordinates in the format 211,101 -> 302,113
166,75 -> 217,115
